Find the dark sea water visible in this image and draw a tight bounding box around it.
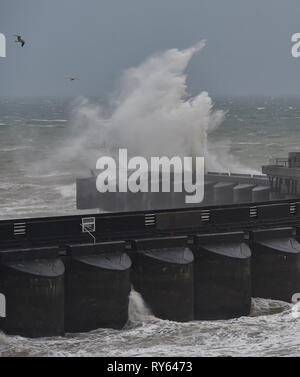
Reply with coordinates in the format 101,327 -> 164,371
0,96 -> 300,357
0,96 -> 300,220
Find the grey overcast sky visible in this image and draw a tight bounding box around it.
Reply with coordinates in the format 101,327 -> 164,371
1,0 -> 300,98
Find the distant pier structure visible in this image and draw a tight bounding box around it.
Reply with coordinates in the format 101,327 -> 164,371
77,171 -> 271,211
263,152 -> 300,197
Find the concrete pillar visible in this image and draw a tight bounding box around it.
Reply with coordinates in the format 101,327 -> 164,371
131,236 -> 194,322
234,184 -> 255,203
249,228 -> 300,302
191,232 -> 251,320
252,186 -> 270,202
0,247 -> 65,338
213,182 -> 236,205
65,242 -> 131,332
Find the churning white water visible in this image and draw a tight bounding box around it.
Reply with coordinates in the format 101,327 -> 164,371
128,288 -> 153,323
55,41 -> 253,173
0,298 -> 299,357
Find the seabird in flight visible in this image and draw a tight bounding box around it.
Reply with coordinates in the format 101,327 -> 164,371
14,35 -> 25,47
66,77 -> 80,81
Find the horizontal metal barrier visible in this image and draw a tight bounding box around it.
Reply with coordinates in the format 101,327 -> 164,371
0,198 -> 300,252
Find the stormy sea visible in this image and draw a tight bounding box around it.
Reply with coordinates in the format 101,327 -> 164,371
0,40 -> 300,359
0,96 -> 300,357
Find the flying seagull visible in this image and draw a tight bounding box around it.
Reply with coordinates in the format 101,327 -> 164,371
14,35 -> 25,47
66,77 -> 80,81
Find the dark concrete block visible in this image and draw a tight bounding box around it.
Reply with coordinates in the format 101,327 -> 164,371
65,243 -> 131,332
132,237 -> 194,322
0,254 -> 65,338
249,228 -> 300,302
192,232 -> 251,320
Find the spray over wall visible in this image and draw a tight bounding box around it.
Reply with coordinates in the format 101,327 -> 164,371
61,41 -> 250,173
